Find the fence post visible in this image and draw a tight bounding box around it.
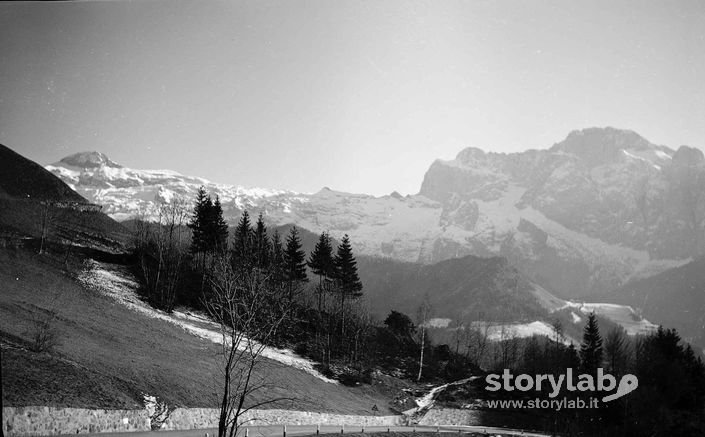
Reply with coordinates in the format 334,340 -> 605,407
317,424 -> 320,436
246,428 -> 249,437
283,424 -> 286,437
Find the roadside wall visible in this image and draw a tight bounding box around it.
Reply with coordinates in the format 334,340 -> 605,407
2,406 -> 151,436
3,406 -> 402,436
163,408 -> 403,430
416,408 -> 481,426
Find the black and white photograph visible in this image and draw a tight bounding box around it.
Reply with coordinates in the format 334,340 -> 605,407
1,1 -> 704,436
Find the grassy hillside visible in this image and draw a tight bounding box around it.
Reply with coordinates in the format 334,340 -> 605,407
0,247 -> 396,414
0,198 -> 130,251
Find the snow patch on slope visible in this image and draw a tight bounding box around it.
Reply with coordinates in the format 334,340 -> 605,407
77,260 -> 337,384
469,321 -> 573,344
571,312 -> 582,324
423,318 -> 452,328
558,301 -> 658,335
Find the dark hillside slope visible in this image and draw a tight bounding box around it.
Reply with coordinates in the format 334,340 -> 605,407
0,144 -> 86,203
268,223 -> 549,324
0,247 -> 396,414
0,144 -> 129,249
272,223 -> 324,254
595,257 -> 705,351
268,224 -> 547,324
358,255 -> 548,322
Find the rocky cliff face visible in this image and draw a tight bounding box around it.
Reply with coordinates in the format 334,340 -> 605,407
46,128 -> 703,297
421,128 -> 705,295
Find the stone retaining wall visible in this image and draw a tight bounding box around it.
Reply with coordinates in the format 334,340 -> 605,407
163,408 -> 402,430
2,406 -> 151,436
3,407 -> 403,436
416,408 -> 481,426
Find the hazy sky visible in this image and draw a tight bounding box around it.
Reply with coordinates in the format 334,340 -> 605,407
1,1 -> 704,195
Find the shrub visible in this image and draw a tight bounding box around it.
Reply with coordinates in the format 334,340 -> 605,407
29,313 -> 59,353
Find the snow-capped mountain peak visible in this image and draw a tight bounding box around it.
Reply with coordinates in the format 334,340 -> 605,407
46,153 -> 292,220
59,151 -> 122,169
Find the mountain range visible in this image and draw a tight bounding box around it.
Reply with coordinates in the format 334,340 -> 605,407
46,127 -> 703,299
2,127 -> 703,352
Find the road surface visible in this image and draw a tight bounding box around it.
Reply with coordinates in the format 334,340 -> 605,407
58,424 -> 551,437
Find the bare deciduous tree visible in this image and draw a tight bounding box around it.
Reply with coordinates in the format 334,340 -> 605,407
465,321 -> 492,368
133,198 -> 190,312
493,323 -> 519,370
416,294 -> 432,382
206,255 -> 293,437
38,201 -> 57,254
344,299 -> 373,365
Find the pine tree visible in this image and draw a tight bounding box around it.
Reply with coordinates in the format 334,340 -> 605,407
188,186 -> 210,254
566,342 -> 581,371
307,232 -> 335,312
604,327 -> 629,376
232,211 -> 253,269
253,213 -> 270,269
270,229 -> 285,284
333,234 -> 363,308
209,196 -> 229,253
579,312 -> 603,376
332,234 -> 362,342
283,226 -> 308,299
188,187 -> 229,256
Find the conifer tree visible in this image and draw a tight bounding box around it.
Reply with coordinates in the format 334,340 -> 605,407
333,234 -> 362,341
579,312 -> 603,376
604,327 -> 629,376
307,232 -> 335,312
333,234 -> 363,309
566,342 -> 581,371
188,188 -> 229,255
270,229 -> 285,284
209,196 -> 229,253
253,213 -> 270,269
188,186 -> 210,254
232,211 -> 253,269
283,226 -> 308,299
